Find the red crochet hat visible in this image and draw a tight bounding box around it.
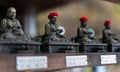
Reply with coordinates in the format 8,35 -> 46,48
48,12 -> 59,19
104,20 -> 111,25
79,16 -> 88,22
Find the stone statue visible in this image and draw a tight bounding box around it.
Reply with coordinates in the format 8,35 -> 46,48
102,20 -> 118,43
0,7 -> 31,41
44,12 -> 70,43
76,16 -> 94,43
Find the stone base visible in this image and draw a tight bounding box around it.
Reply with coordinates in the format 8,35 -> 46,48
41,42 -> 79,53
79,43 -> 107,52
0,42 -> 40,53
107,43 -> 120,52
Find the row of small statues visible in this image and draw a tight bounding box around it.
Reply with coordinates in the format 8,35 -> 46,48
0,7 -> 118,44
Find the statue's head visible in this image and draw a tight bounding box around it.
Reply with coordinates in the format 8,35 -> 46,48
79,16 -> 88,27
6,7 -> 16,19
48,12 -> 59,24
104,20 -> 111,29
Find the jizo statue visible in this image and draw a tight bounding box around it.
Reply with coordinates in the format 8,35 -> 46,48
77,16 -> 94,43
102,20 -> 119,43
0,7 -> 31,41
45,12 -> 66,42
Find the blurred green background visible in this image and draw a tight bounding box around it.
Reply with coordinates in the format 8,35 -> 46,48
37,0 -> 120,39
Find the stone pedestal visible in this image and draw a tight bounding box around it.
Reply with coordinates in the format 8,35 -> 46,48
79,43 -> 107,52
107,43 -> 120,52
41,42 -> 79,53
0,42 -> 40,53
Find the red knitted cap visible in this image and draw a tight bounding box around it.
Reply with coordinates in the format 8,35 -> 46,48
48,12 -> 59,19
79,16 -> 88,22
104,20 -> 111,25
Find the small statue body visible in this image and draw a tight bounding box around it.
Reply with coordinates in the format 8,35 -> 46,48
45,21 -> 60,41
44,12 -> 70,43
77,16 -> 94,43
0,7 -> 31,41
102,20 -> 118,43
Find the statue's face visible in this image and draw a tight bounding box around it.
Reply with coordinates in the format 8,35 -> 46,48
7,7 -> 16,19
81,21 -> 87,27
105,24 -> 111,29
50,16 -> 57,24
